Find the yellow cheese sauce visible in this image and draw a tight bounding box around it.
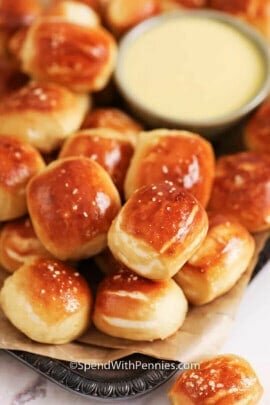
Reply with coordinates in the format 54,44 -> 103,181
121,17 -> 265,121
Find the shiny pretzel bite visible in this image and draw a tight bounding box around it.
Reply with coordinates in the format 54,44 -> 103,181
108,182 -> 208,280
93,269 -> 188,341
0,257 -> 92,344
81,107 -> 143,136
0,81 -> 89,153
105,0 -> 161,36
0,217 -> 51,273
125,130 -> 215,207
245,100 -> 270,154
0,135 -> 45,221
174,213 -> 255,305
59,129 -> 135,193
169,354 -> 263,405
27,157 -> 121,261
45,0 -> 100,27
20,19 -> 117,93
208,152 -> 270,233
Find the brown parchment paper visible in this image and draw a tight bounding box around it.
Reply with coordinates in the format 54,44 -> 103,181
0,232 -> 268,364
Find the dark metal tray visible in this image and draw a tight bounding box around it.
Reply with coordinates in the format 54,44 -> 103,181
5,237 -> 270,401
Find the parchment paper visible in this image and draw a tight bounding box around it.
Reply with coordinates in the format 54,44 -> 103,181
0,233 -> 267,364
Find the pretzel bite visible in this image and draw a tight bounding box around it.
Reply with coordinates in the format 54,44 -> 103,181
245,100 -> 270,154
125,130 -> 215,207
108,182 -> 208,280
174,213 -> 255,305
93,269 -> 188,341
208,152 -> 270,233
105,0 -> 161,37
0,81 -> 89,153
0,0 -> 41,33
27,157 -> 121,261
45,0 -> 100,27
0,136 -> 45,221
0,257 -> 92,344
81,107 -> 143,136
20,18 -> 117,93
0,217 -> 51,273
59,129 -> 135,193
169,354 -> 263,405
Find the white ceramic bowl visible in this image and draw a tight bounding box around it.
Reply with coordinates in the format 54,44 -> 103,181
115,10 -> 270,138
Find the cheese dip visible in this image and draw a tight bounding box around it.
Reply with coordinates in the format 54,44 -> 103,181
120,16 -> 266,122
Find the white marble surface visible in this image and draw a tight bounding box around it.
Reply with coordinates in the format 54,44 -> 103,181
1,262 -> 270,405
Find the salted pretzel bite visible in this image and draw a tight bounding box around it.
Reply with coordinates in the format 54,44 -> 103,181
0,257 -> 92,344
208,152 -> 270,232
27,157 -> 121,261
81,107 -> 142,136
59,128 -> 135,193
0,135 -> 45,221
108,182 -> 208,280
20,18 -> 117,93
245,100 -> 270,154
0,81 -> 89,153
169,354 -> 263,405
93,269 -> 188,341
125,130 -> 215,207
175,213 -> 255,305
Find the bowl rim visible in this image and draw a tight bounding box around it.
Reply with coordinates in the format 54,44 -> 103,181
115,9 -> 270,129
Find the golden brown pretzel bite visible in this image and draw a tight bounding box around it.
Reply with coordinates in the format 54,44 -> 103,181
169,354 -> 263,405
0,217 -> 51,273
59,129 -> 135,194
108,182 -> 208,280
0,135 -> 45,221
125,130 -> 215,207
20,18 -> 117,93
175,213 -> 255,305
0,257 -> 92,344
93,269 -> 188,341
81,107 -> 142,136
0,81 -> 89,153
27,157 -> 121,261
245,100 -> 270,154
208,152 -> 270,232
